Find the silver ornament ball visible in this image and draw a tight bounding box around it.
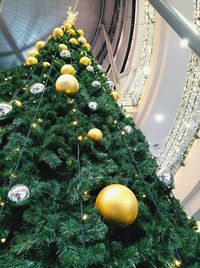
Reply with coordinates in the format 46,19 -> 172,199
92,81 -> 101,88
107,80 -> 114,90
124,125 -> 133,134
88,101 -> 98,111
97,64 -> 103,72
160,172 -> 174,186
8,184 -> 30,203
0,103 -> 12,117
86,66 -> 94,72
60,50 -> 71,58
30,83 -> 45,94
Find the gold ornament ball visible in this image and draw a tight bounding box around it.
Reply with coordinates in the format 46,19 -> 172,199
27,50 -> 39,57
68,29 -> 75,35
111,91 -> 121,101
11,100 -> 23,109
69,38 -> 78,45
59,44 -> 68,51
43,62 -> 51,68
96,184 -> 138,227
63,22 -> 72,31
35,40 -> 45,51
87,128 -> 103,142
78,36 -> 87,45
53,27 -> 64,37
60,64 -> 75,76
84,43 -> 91,51
26,56 -> 38,66
55,74 -> 79,95
79,56 -> 91,66
77,29 -> 84,36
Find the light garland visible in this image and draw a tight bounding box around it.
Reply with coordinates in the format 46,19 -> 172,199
158,0 -> 200,174
131,0 -> 155,106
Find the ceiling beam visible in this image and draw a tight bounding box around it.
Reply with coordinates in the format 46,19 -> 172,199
0,16 -> 25,63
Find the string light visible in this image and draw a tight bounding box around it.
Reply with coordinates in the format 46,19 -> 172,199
158,1 -> 200,174
37,118 -> 43,124
31,123 -> 38,129
121,130 -> 125,135
72,108 -> 77,112
1,238 -> 6,243
113,120 -> 118,124
71,120 -> 78,126
174,259 -> 182,267
82,214 -> 89,221
78,135 -> 83,141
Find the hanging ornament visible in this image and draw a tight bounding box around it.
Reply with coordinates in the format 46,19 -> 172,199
69,38 -> 78,45
111,91 -> 121,101
97,64 -> 103,72
124,126 -> 133,134
59,44 -> 68,51
86,66 -> 94,72
55,74 -> 79,95
53,27 -> 64,37
78,36 -> 87,45
68,29 -> 75,35
30,83 -> 45,94
63,22 -> 72,31
26,56 -> 38,66
77,29 -> 84,36
92,81 -> 101,88
79,56 -> 91,66
60,64 -> 75,76
87,128 -> 103,142
27,50 -> 39,57
8,184 -> 30,204
60,50 -> 71,58
42,62 -> 51,68
11,100 -> 23,109
160,172 -> 174,186
107,80 -> 114,90
35,40 -> 45,51
84,43 -> 91,52
0,103 -> 12,117
88,102 -> 97,111
95,184 -> 138,227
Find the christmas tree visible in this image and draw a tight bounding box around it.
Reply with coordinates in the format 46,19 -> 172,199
0,8 -> 199,268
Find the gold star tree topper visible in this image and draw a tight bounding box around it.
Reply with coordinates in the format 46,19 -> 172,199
65,6 -> 79,25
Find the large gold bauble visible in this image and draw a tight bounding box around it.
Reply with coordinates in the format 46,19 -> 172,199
63,22 -> 72,31
27,50 -> 39,57
59,44 -> 68,51
55,74 -> 79,95
84,43 -> 91,51
77,29 -> 84,36
69,38 -> 78,45
35,40 -> 45,51
87,128 -> 103,142
10,100 -> 23,109
26,56 -> 38,66
68,29 -> 75,35
111,91 -> 121,101
60,64 -> 75,76
53,27 -> 64,37
96,184 -> 138,227
78,36 -> 87,45
79,56 -> 91,66
43,62 -> 51,68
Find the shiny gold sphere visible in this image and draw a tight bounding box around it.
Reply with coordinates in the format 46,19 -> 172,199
59,44 -> 68,51
26,56 -> 38,66
43,62 -> 51,68
84,43 -> 91,51
69,38 -> 78,45
111,91 -> 121,101
35,40 -> 45,51
78,36 -> 87,45
53,27 -> 64,37
63,22 -> 72,31
55,74 -> 79,95
27,50 -> 39,57
77,29 -> 84,36
11,100 -> 23,109
96,184 -> 138,227
68,29 -> 75,35
87,128 -> 103,142
79,56 -> 91,66
60,64 -> 75,76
